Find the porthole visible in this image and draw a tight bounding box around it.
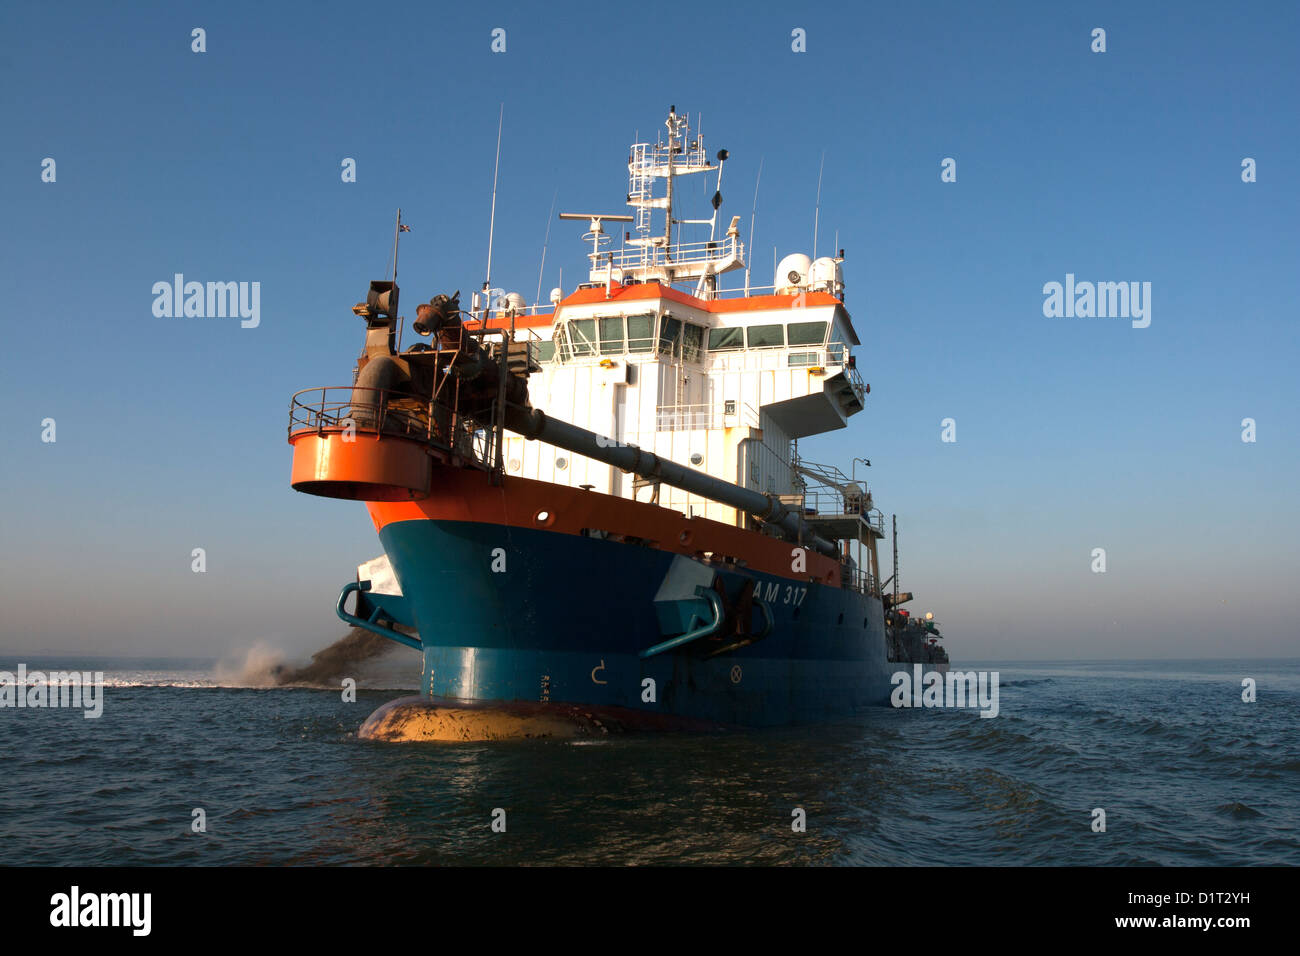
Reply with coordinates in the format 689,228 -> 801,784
534,510 -> 555,526
555,457 -> 568,470
508,458 -> 521,472
689,452 -> 703,465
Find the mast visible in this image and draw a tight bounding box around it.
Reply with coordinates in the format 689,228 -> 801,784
892,514 -> 900,608
663,106 -> 680,250
566,106 -> 743,292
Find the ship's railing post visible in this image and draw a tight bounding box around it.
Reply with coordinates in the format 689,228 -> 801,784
288,383 -> 484,464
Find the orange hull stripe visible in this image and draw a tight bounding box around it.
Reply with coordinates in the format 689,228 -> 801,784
366,465 -> 841,587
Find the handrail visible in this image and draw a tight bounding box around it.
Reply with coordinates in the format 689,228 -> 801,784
288,385 -> 446,443
639,588 -> 724,659
654,401 -> 761,432
597,235 -> 745,273
336,582 -> 422,651
842,566 -> 879,596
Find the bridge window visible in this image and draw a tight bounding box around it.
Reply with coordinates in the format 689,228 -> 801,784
534,340 -> 556,363
569,319 -> 596,356
787,321 -> 828,346
599,316 -> 624,354
746,324 -> 784,349
626,313 -> 655,352
707,326 -> 744,351
657,316 -> 682,355
554,326 -> 571,363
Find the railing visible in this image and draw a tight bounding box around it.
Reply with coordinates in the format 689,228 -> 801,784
288,386 -> 437,440
289,385 -> 499,465
842,565 -> 879,596
655,401 -> 760,432
596,234 -> 745,275
711,341 -> 855,375
459,277 -> 847,311
465,291 -> 555,319
844,361 -> 866,399
780,491 -> 884,533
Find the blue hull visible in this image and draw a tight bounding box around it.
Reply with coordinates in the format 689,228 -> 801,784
376,518 -> 895,726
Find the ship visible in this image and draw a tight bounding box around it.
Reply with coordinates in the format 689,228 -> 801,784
287,107 -> 948,737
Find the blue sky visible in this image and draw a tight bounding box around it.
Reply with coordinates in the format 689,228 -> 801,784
1,0 -> 1296,659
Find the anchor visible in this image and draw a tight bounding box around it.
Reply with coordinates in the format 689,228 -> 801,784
638,572 -> 773,659
702,576 -> 774,659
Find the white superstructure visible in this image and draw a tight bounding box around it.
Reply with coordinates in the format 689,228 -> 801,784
492,109 -> 870,534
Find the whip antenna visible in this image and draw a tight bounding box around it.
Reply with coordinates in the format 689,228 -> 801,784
745,157 -> 763,295
813,150 -> 824,260
535,188 -> 558,306
484,103 -> 505,301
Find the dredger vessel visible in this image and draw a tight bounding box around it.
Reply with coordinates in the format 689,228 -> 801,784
287,108 -> 947,736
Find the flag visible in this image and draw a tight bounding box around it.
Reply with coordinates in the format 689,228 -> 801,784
399,224 -> 411,232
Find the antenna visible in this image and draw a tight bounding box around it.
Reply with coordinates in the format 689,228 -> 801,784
813,150 -> 825,260
557,214 -> 635,222
745,157 -> 763,295
535,188 -> 558,306
391,208 -> 403,282
484,103 -> 504,297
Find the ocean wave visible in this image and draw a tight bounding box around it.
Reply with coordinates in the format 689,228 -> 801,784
95,678 -> 418,691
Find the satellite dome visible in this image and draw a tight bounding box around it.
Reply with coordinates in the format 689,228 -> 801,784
775,254 -> 812,294
809,257 -> 844,296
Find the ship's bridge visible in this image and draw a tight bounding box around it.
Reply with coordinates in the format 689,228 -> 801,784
545,280 -> 865,434
496,278 -> 870,535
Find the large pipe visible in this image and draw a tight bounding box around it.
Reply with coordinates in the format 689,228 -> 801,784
350,356 -> 407,429
412,292 -> 839,557
503,405 -> 839,557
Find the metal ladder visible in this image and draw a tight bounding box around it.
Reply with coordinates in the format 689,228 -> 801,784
628,142 -> 655,269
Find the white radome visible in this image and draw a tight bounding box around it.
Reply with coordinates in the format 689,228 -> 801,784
809,257 -> 843,295
775,253 -> 812,294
